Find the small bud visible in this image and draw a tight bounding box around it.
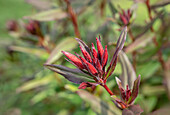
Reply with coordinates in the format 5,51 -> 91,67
101,45 -> 108,68
25,20 -> 42,37
96,37 -> 104,59
6,20 -> 18,32
80,46 -> 92,63
91,43 -> 98,59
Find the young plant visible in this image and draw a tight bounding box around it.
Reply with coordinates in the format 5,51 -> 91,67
45,27 -> 127,95
44,27 -> 142,114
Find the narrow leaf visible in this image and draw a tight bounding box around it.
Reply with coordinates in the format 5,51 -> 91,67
129,75 -> 141,104
46,37 -> 78,64
9,46 -> 48,58
124,33 -> 154,53
26,0 -> 52,10
44,64 -> 95,84
75,38 -> 91,56
24,9 -> 67,21
16,73 -> 53,93
119,51 -> 137,89
105,26 -> 127,78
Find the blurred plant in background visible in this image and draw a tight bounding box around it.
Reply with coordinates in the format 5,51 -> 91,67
0,0 -> 170,115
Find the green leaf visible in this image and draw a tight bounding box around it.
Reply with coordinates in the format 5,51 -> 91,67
77,90 -> 121,115
24,9 -> 67,21
31,89 -> 55,104
16,74 -> 53,93
9,46 -> 49,59
125,33 -> 154,53
46,37 -> 78,64
142,85 -> 165,96
26,0 -> 52,10
119,51 -> 137,89
136,61 -> 160,80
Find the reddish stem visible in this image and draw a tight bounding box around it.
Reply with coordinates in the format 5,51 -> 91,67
64,0 -> 81,39
38,37 -> 51,54
102,84 -> 114,95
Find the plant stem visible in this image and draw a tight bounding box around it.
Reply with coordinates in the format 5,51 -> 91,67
145,1 -> 165,70
102,84 -> 114,95
38,37 -> 51,54
64,0 -> 81,39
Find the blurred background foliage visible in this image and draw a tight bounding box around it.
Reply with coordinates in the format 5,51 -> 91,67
0,0 -> 170,115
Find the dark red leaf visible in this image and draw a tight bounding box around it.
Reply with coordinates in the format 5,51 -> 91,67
115,77 -> 126,100
128,105 -> 143,115
122,109 -> 134,115
119,13 -> 128,25
105,26 -> 127,79
128,75 -> 141,104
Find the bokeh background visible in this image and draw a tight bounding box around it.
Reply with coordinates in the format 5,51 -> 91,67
0,0 -> 170,115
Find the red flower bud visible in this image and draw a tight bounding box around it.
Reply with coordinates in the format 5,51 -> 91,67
80,46 -> 92,63
91,43 -> 98,59
62,51 -> 84,69
96,37 -> 104,59
6,20 -> 18,32
101,45 -> 108,68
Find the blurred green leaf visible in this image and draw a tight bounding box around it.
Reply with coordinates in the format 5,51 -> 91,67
31,89 -> 55,104
77,90 -> 121,115
142,85 -> 165,96
136,61 -> 160,80
46,37 -> 78,64
26,0 -> 52,10
9,45 -> 49,59
65,84 -> 78,92
24,9 -> 67,21
125,33 -> 154,53
16,74 -> 53,93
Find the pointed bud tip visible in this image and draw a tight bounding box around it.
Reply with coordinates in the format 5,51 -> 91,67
115,77 -> 121,83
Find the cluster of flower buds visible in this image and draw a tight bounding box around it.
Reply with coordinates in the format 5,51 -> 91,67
6,20 -> 19,32
61,27 -> 127,89
62,37 -> 108,85
112,76 -> 141,109
45,27 -> 142,111
25,20 -> 43,37
118,9 -> 132,26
